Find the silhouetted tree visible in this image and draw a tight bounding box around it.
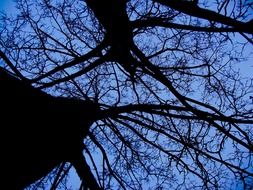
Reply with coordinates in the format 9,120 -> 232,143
0,0 -> 253,189
0,67 -> 101,190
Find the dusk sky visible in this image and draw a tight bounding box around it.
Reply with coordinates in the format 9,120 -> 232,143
0,0 -> 15,12
0,0 -> 8,11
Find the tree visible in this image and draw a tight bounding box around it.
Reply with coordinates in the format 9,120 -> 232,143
0,67 -> 101,190
0,0 -> 253,189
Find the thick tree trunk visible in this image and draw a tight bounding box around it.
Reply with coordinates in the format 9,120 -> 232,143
0,68 -> 99,189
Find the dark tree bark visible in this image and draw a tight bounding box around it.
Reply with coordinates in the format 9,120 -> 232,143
0,68 -> 100,189
86,0 -> 137,79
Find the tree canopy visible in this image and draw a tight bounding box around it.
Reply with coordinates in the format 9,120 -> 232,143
0,0 -> 253,189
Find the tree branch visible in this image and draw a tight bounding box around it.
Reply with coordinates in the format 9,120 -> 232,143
132,18 -> 248,33
71,152 -> 102,190
153,0 -> 253,34
0,50 -> 28,82
39,54 -> 109,89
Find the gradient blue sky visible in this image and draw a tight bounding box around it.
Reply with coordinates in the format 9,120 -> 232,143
0,0 -> 15,12
0,0 -> 8,11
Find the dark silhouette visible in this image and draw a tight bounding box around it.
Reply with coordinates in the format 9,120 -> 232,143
0,68 -> 100,189
86,0 -> 137,80
0,0 -> 253,189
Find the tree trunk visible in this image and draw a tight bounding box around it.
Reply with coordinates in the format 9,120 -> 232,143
0,68 -> 99,189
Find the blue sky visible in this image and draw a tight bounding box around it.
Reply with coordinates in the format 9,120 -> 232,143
0,0 -> 15,12
0,0 -> 8,11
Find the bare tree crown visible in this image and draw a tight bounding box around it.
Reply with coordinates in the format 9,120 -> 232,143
0,0 -> 252,189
